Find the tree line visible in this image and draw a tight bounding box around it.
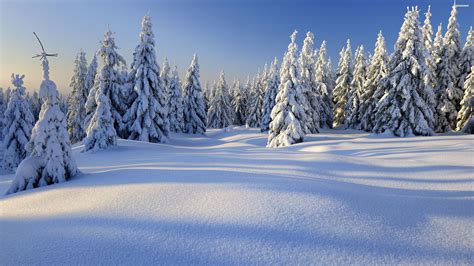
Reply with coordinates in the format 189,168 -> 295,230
0,4 -> 472,193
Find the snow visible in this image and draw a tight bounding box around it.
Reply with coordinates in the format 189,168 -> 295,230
1,128 -> 472,264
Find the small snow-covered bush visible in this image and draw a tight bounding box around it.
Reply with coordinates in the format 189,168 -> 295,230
5,157 -> 44,195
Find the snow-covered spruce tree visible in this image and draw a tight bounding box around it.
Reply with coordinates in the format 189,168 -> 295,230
242,76 -> 252,122
67,50 -> 89,144
207,71 -> 234,128
261,57 -> 280,132
261,64 -> 270,95
422,6 -> 437,90
299,31 -> 320,133
231,79 -> 246,126
245,72 -> 265,128
358,31 -> 389,131
315,41 -> 333,128
183,54 -> 207,134
456,66 -> 473,133
458,27 -> 474,92
202,81 -> 210,114
123,15 -> 169,143
434,4 -> 464,132
267,30 -> 306,148
59,94 -> 69,115
333,39 -> 353,128
422,6 -> 433,53
0,88 -> 5,140
168,66 -> 184,132
4,88 -> 12,107
346,45 -> 367,129
102,29 -> 128,137
2,74 -> 34,171
83,30 -> 123,151
85,54 -> 98,95
160,57 -> 172,124
160,57 -> 172,116
8,55 -> 78,194
432,24 -> 444,65
373,7 -> 435,137
28,91 -> 42,122
160,57 -> 172,93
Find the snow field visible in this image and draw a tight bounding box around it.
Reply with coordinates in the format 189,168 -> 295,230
1,128 -> 473,264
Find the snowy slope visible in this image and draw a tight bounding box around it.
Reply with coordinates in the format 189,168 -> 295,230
1,128 -> 473,264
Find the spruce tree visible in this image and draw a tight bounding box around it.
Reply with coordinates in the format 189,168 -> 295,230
67,50 -> 89,144
267,31 -> 305,148
261,57 -> 280,132
458,27 -> 473,91
0,88 -> 5,140
422,6 -> 437,90
160,57 -> 172,118
168,66 -> 184,132
83,29 -> 122,151
242,76 -> 252,122
422,6 -> 433,52
315,41 -> 333,128
160,57 -> 172,94
2,74 -> 34,171
434,3 -> 463,132
85,54 -> 98,94
231,79 -> 247,126
432,24 -> 444,65
346,45 -> 367,129
333,39 -> 353,128
123,15 -> 169,142
101,30 -> 128,137
4,88 -> 12,107
207,71 -> 234,128
183,54 -> 207,134
299,32 -> 320,133
456,66 -> 473,133
245,71 -> 265,128
28,91 -> 42,122
373,7 -> 435,137
359,32 -> 389,131
16,53 -> 78,193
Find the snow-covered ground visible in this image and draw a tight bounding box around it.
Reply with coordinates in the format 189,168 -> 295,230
1,128 -> 473,264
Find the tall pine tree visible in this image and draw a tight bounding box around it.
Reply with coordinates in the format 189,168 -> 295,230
456,66 -> 473,133
67,50 -> 89,144
207,71 -> 234,128
168,66 -> 184,132
315,41 -> 333,128
458,27 -> 473,92
358,32 -> 389,131
83,29 -> 122,151
373,7 -> 435,137
246,71 -> 265,128
267,31 -> 305,148
12,51 -> 78,193
333,39 -> 353,128
2,74 -> 34,171
346,45 -> 367,129
123,15 -> 169,142
261,57 -> 280,132
434,3 -> 463,132
299,32 -> 320,133
183,54 -> 207,134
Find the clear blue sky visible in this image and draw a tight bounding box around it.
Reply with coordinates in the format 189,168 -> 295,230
0,0 -> 472,93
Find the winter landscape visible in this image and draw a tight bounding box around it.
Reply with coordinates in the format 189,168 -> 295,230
0,0 -> 473,264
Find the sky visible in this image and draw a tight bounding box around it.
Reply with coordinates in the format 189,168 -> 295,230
0,0 -> 472,94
